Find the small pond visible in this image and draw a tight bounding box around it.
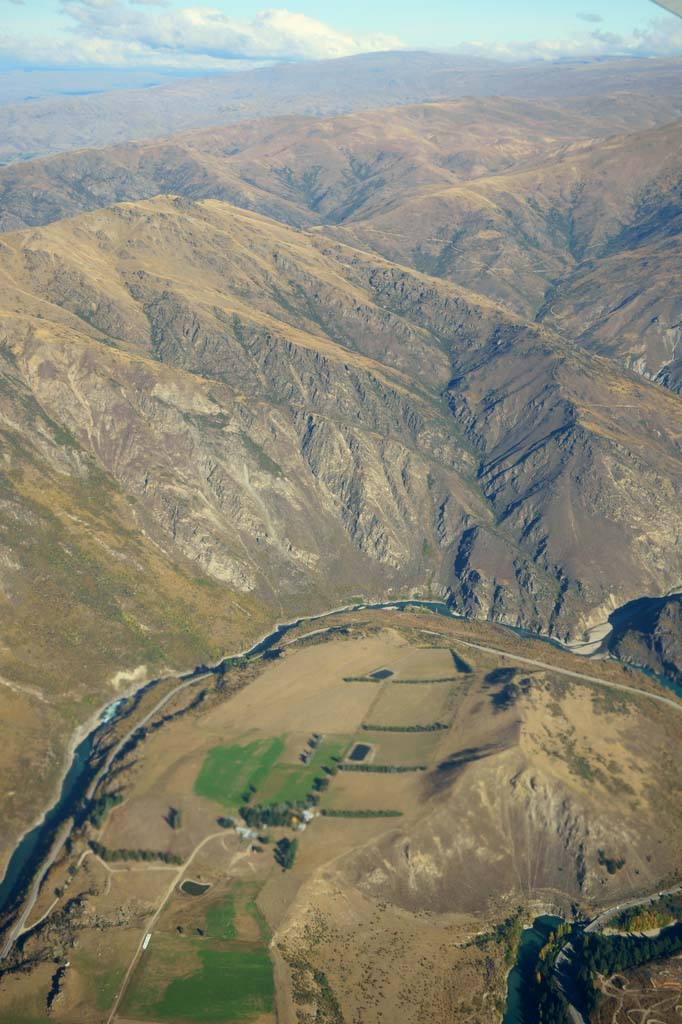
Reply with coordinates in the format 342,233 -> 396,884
348,743 -> 372,762
180,880 -> 211,896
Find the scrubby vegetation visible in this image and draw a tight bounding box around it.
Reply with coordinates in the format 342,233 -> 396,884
361,722 -> 448,732
343,676 -> 455,684
167,806 -> 182,829
88,791 -> 123,828
389,677 -> 457,685
474,907 -> 524,965
598,849 -> 625,874
282,949 -> 345,1024
339,763 -> 426,773
274,837 -> 298,870
450,649 -> 472,673
321,809 -> 403,818
89,840 -> 182,864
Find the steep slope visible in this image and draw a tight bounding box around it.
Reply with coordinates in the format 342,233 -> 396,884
1,51 -> 681,164
2,196 -> 682,652
2,195 -> 682,869
539,236 -> 682,393
0,197 -> 488,696
608,593 -> 682,684
536,123 -> 682,391
443,324 -> 682,633
331,119 -> 681,309
2,94 -> 681,402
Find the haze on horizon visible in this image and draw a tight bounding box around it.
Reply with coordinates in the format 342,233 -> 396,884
1,0 -> 682,75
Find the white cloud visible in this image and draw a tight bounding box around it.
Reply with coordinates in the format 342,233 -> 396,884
53,2 -> 403,64
0,32 -> 273,70
451,15 -> 682,61
1,2 -> 681,71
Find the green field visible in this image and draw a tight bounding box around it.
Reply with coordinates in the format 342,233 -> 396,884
123,940 -> 273,1022
123,886 -> 274,1022
194,738 -> 285,807
195,734 -> 352,809
205,898 -> 236,941
257,735 -> 351,804
205,883 -> 270,944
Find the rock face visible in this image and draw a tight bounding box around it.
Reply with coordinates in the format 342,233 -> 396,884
608,594 -> 682,686
1,194 -> 682,681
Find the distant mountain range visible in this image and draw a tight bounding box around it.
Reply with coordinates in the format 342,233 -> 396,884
2,50 -> 682,164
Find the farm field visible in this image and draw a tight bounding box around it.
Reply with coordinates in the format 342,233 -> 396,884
346,728 -> 444,766
121,937 -> 274,1022
363,680 -> 460,727
122,881 -> 274,1023
194,738 -> 286,808
3,610 -> 682,1024
257,736 -> 351,805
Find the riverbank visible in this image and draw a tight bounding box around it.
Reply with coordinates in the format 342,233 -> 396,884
2,595 -> 681,962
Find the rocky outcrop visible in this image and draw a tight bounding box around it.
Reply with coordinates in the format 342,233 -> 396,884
608,594 -> 682,686
2,196 -> 682,665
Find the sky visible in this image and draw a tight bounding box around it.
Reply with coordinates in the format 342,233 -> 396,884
1,0 -> 681,70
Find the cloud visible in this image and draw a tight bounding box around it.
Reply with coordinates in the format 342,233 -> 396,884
53,2 -> 403,64
1,2 -> 681,71
450,14 -> 682,61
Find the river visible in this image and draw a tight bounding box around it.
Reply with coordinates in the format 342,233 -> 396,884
0,598 -> 680,948
504,916 -> 564,1024
0,599 -> 453,930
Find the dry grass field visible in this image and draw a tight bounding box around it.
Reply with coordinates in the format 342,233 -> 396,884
2,610 -> 682,1024
594,957 -> 682,1023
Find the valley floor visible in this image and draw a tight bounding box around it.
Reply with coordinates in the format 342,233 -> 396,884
1,608 -> 682,1024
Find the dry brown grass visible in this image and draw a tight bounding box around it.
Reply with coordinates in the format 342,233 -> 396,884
3,615 -> 682,1023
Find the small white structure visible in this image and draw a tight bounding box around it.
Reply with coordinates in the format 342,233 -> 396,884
235,826 -> 257,841
142,934 -> 152,951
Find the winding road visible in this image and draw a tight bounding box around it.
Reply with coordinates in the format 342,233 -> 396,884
553,884 -> 682,1022
420,630 -> 682,716
0,671 -> 212,961
3,601 -> 682,1012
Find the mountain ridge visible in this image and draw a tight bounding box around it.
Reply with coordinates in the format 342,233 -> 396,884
2,50 -> 682,164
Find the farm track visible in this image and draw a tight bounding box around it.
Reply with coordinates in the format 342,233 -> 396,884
419,631 -> 682,716
106,834 -> 247,1024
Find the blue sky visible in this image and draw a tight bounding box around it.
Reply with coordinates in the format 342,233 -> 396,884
1,0 -> 681,69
